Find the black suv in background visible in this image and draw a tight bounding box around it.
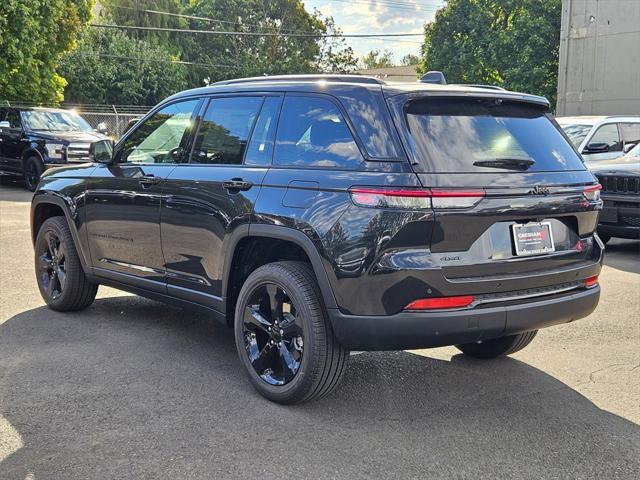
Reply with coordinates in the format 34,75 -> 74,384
30,75 -> 603,404
0,106 -> 108,190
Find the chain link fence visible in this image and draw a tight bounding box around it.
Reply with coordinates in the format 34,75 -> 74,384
1,101 -> 151,139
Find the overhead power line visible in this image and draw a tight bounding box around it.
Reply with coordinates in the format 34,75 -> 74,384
90,23 -> 424,38
65,52 -> 238,69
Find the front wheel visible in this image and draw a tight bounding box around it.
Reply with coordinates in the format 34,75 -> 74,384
234,261 -> 348,404
456,330 -> 538,359
23,156 -> 43,192
597,232 -> 611,245
35,217 -> 98,311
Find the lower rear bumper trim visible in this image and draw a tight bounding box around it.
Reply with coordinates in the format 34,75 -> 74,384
328,286 -> 600,351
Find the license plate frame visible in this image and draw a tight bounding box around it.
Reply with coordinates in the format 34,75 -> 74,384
511,222 -> 555,257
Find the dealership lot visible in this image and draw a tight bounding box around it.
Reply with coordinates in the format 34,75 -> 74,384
1,184 -> 639,479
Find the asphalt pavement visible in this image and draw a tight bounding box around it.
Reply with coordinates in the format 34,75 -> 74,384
1,182 -> 639,479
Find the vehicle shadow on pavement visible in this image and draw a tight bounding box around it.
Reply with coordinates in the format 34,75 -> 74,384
0,183 -> 32,203
1,296 -> 639,479
603,239 -> 640,274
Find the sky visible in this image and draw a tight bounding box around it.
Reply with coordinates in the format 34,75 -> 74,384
302,0 -> 445,64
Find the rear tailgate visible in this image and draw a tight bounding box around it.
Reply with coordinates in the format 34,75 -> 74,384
389,94 -> 602,295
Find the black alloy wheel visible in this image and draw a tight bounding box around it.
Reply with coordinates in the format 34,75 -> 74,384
242,283 -> 304,385
234,261 -> 348,404
35,217 -> 98,311
38,230 -> 66,300
24,156 -> 43,191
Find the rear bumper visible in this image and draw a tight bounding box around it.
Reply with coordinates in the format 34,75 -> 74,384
328,286 -> 600,351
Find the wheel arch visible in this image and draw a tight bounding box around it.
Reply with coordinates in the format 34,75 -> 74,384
22,147 -> 45,167
222,225 -> 337,326
31,194 -> 91,273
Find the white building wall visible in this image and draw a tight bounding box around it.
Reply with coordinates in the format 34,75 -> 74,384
557,0 -> 640,115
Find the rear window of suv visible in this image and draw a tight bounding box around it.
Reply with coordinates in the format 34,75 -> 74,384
404,98 -> 586,173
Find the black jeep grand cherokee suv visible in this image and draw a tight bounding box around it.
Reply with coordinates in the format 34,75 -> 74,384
31,75 -> 603,403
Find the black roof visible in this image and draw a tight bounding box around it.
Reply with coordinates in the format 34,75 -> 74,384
166,74 -> 550,109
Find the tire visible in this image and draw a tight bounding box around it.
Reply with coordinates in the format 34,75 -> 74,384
597,232 -> 611,245
234,261 -> 348,404
456,330 -> 538,359
23,156 -> 43,192
35,216 -> 98,311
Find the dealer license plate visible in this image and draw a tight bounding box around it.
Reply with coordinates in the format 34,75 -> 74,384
511,222 -> 555,256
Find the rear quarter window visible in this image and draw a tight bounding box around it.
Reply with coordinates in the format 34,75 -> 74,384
273,96 -> 363,169
403,98 -> 586,173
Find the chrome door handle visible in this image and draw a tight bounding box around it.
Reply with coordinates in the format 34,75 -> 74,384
222,178 -> 253,192
139,174 -> 162,186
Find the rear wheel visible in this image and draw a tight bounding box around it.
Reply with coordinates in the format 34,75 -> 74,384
35,217 -> 98,311
23,156 -> 43,191
456,330 -> 538,359
234,261 -> 348,404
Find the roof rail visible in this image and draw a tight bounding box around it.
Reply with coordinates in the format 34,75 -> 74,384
214,74 -> 386,86
462,84 -> 507,91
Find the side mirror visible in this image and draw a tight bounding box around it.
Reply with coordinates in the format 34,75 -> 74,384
583,142 -> 610,153
90,139 -> 114,164
0,120 -> 10,129
96,122 -> 109,135
623,143 -> 637,154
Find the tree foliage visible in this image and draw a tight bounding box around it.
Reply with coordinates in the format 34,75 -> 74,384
182,0 -> 357,86
361,49 -> 395,69
0,0 -> 94,103
400,54 -> 420,66
419,0 -> 561,104
59,27 -> 186,105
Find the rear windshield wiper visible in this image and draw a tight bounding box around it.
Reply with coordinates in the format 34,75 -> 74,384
473,157 -> 535,171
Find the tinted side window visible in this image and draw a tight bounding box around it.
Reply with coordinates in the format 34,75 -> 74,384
121,99 -> 198,164
7,110 -> 21,128
274,96 -> 363,168
589,124 -> 622,152
620,123 -> 640,145
191,97 -> 262,165
245,97 -> 281,166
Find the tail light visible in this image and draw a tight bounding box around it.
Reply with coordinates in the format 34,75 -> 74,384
404,295 -> 475,310
349,188 -> 431,209
348,187 -> 485,209
584,275 -> 599,288
430,189 -> 485,209
583,184 -> 601,202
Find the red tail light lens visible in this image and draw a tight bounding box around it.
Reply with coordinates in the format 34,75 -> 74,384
348,187 -> 485,210
583,184 -> 601,202
404,295 -> 475,310
584,275 -> 599,288
349,188 -> 431,209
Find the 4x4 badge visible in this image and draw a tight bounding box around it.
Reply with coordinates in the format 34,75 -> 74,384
530,186 -> 551,195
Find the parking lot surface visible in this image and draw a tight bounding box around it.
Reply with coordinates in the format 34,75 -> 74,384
1,183 -> 639,479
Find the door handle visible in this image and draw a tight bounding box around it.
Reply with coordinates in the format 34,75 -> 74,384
139,174 -> 162,187
222,178 -> 253,192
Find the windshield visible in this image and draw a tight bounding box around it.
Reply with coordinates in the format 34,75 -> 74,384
21,110 -> 93,132
558,123 -> 592,147
625,143 -> 640,158
404,98 -> 586,173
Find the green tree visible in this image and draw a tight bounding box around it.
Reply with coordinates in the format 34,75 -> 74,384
183,0 -> 357,85
400,54 -> 420,66
0,0 -> 94,103
60,27 -> 186,105
419,0 -> 561,104
361,49 -> 395,69
100,0 -> 187,52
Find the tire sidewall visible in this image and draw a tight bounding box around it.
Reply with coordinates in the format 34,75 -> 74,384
35,218 -> 78,309
234,264 -> 324,403
24,156 -> 43,192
